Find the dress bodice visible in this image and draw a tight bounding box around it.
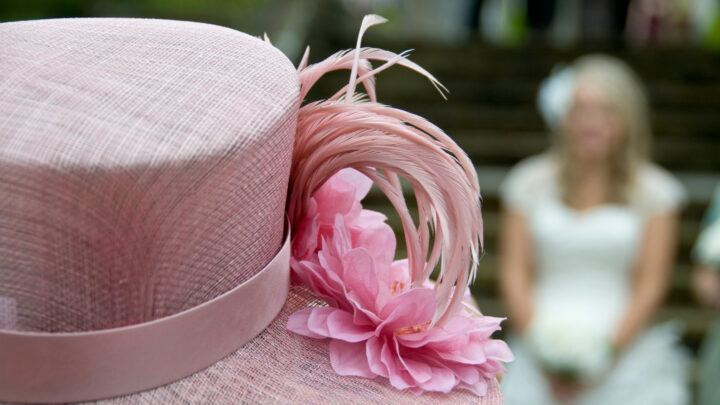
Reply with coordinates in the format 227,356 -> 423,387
500,154 -> 686,335
531,200 -> 643,333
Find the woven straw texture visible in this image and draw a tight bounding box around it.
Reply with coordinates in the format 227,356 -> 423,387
0,18 -> 299,332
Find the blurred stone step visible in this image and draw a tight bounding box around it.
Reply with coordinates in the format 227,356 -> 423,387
364,165 -> 719,205
387,42 -> 720,83
448,130 -> 720,172
375,71 -> 720,110
390,103 -> 720,138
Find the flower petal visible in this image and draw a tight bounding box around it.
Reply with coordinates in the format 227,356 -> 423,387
291,260 -> 344,308
287,308 -> 326,339
330,340 -> 376,378
366,336 -> 389,377
291,215 -> 319,260
352,221 -> 396,272
397,356 -> 433,384
386,259 -> 411,291
479,359 -> 507,375
483,339 -> 514,362
458,379 -> 489,397
381,338 -> 413,390
465,316 -> 506,338
338,168 -> 373,200
377,288 -> 435,334
326,309 -> 375,342
418,364 -> 456,393
342,248 -> 380,311
355,209 -> 388,227
444,362 -> 481,386
315,182 -> 355,222
436,340 -> 487,364
307,307 -> 337,337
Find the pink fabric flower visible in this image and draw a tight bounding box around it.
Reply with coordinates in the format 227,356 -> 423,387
287,169 -> 513,396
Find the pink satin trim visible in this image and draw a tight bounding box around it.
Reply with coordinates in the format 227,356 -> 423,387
0,227 -> 290,403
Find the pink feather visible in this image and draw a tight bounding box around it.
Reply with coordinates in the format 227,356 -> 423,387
288,15 -> 482,326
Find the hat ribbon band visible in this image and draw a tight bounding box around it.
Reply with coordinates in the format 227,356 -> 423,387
0,224 -> 291,403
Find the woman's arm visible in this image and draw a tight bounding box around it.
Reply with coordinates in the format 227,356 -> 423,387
692,264 -> 720,309
613,211 -> 680,349
499,208 -> 535,333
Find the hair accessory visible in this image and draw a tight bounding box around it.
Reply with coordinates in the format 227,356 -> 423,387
537,64 -> 575,131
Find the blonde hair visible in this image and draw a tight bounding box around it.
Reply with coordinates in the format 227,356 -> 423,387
553,54 -> 652,204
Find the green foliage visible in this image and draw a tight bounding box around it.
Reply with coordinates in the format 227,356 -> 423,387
0,0 -> 268,25
707,17 -> 720,51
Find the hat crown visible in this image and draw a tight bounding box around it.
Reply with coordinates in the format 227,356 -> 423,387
0,18 -> 299,332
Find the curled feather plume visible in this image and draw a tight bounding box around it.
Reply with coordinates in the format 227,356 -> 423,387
287,15 -> 483,325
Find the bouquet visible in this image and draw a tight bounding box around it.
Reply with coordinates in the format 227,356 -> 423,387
526,311 -> 614,383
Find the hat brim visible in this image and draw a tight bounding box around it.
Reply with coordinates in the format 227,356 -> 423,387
95,285 -> 502,404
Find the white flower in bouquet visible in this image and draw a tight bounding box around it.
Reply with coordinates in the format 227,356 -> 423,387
695,220 -> 720,269
527,311 -> 613,382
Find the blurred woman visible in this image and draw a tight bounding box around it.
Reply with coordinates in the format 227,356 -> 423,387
692,185 -> 720,405
499,54 -> 690,405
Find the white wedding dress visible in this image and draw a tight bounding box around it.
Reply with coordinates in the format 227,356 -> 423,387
499,154 -> 691,405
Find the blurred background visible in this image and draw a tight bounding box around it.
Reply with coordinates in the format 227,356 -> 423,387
2,0 -> 719,402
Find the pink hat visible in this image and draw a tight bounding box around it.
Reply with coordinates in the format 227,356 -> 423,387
0,15 -> 511,404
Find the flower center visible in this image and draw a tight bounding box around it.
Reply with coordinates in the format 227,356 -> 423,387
390,280 -> 405,296
395,322 -> 430,335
